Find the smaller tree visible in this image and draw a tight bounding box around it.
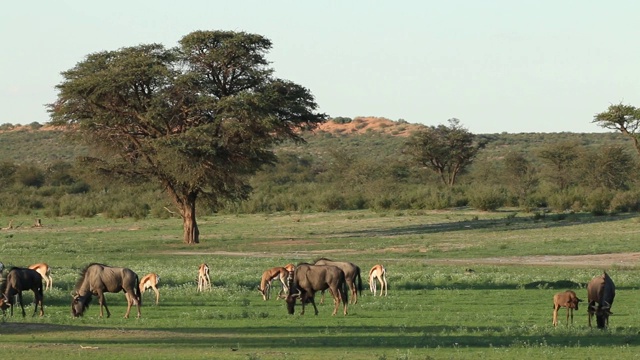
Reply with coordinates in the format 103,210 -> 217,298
404,118 -> 483,187
593,103 -> 640,155
502,151 -> 538,205
537,141 -> 581,191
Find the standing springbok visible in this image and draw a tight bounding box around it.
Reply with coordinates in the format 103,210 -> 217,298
552,290 -> 582,326
139,273 -> 160,305
369,264 -> 387,296
257,266 -> 289,300
197,263 -> 211,292
0,267 -> 44,317
28,263 -> 52,291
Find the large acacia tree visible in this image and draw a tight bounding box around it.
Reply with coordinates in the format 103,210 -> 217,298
404,118 -> 483,187
48,30 -> 326,244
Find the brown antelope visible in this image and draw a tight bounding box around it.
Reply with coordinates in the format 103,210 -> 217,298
257,267 -> 290,300
28,263 -> 52,291
139,273 -> 160,305
314,258 -> 362,304
369,264 -> 387,296
197,263 -> 211,292
552,290 -> 582,326
284,263 -> 295,273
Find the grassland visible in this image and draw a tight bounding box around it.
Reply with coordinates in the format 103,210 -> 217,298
1,209 -> 640,359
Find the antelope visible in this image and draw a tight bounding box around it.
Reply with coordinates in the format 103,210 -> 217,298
139,273 -> 160,305
314,258 -> 362,304
71,263 -> 141,319
257,266 -> 289,300
369,264 -> 387,296
0,267 -> 44,317
284,263 -> 295,273
286,263 -> 348,316
197,263 -> 211,292
587,272 -> 615,329
552,290 -> 582,326
28,263 -> 53,291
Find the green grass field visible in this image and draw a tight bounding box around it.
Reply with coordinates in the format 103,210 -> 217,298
1,210 -> 640,359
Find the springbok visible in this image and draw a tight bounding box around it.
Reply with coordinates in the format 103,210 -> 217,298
197,263 -> 211,292
28,263 -> 53,291
257,266 -> 289,300
0,267 -> 44,317
369,264 -> 387,296
71,263 -> 141,319
139,273 -> 160,305
552,290 -> 582,326
587,272 -> 615,329
284,263 -> 295,273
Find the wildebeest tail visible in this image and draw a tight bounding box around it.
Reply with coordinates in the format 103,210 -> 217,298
356,266 -> 363,296
135,274 -> 142,306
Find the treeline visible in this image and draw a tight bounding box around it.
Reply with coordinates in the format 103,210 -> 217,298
1,121 -> 639,218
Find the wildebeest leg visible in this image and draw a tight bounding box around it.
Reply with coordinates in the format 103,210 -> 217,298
124,292 -> 141,319
33,289 -> 44,317
17,292 -> 26,317
331,286 -> 340,316
567,307 -> 572,325
319,290 -> 325,304
308,296 -> 319,316
97,291 -> 110,318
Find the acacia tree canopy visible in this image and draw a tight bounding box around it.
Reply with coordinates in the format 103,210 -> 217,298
404,118 -> 483,187
593,103 -> 640,155
48,30 -> 327,244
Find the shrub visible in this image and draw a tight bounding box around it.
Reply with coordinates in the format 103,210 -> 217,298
468,187 -> 506,211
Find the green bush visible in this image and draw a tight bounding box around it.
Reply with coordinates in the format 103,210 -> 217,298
468,187 -> 506,211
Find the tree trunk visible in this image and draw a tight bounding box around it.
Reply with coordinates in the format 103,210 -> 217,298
181,194 -> 200,244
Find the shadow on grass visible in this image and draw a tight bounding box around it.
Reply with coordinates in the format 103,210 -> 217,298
336,212 -> 639,239
5,323 -> 639,349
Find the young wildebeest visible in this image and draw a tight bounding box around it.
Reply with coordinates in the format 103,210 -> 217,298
587,272 -> 615,329
0,267 -> 44,317
286,263 -> 348,316
139,273 -> 160,306
552,290 -> 582,326
313,258 -> 362,304
257,266 -> 289,301
71,263 -> 141,319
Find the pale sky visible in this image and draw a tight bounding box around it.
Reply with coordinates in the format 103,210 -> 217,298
2,1 -> 639,134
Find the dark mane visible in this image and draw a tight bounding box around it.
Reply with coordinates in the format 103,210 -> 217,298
313,257 -> 332,263
296,262 -> 312,267
74,263 -> 107,291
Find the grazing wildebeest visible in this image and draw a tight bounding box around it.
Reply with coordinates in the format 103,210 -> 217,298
587,272 -> 615,329
71,263 -> 141,319
552,290 -> 582,327
139,273 -> 160,306
257,266 -> 289,301
313,258 -> 362,304
29,263 -> 53,291
369,264 -> 388,296
0,267 -> 44,317
286,263 -> 348,316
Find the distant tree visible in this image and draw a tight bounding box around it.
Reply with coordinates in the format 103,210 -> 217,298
577,145 -> 637,190
404,119 -> 483,187
48,30 -> 326,244
331,117 -> 352,124
14,163 -> 45,187
502,152 -> 538,204
538,141 -> 581,191
593,103 -> 640,155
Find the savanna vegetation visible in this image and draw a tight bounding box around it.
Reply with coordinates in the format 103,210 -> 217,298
1,210 -> 640,359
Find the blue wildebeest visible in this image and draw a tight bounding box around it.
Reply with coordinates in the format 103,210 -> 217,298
587,272 -> 615,329
71,263 -> 141,319
0,267 -> 44,317
286,263 -> 348,316
313,258 -> 362,304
